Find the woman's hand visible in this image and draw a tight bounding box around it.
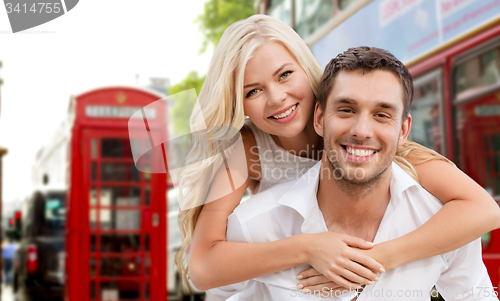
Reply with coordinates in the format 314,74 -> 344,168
302,232 -> 384,289
296,267 -> 351,297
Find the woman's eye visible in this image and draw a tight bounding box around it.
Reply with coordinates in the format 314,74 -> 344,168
280,71 -> 292,80
246,89 -> 259,98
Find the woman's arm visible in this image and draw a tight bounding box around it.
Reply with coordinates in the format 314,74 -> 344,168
367,156 -> 500,270
188,127 -> 383,290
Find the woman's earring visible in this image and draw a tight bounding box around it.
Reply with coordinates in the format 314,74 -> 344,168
245,115 -> 250,120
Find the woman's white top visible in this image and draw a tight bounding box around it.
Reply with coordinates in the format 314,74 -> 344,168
244,121 -> 318,194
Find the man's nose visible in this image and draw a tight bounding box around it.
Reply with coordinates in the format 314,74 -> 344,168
267,84 -> 286,106
350,113 -> 374,139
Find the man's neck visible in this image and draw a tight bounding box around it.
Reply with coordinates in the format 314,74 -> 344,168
316,160 -> 392,242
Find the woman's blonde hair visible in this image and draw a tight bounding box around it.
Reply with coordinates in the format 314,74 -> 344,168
174,14 -> 454,288
174,14 -> 323,287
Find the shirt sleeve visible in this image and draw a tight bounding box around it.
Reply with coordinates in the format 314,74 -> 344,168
436,239 -> 497,300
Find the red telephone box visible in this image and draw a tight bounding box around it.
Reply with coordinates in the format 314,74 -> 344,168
65,87 -> 167,301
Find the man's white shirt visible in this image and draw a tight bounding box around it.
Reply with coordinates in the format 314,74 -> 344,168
208,162 -> 495,301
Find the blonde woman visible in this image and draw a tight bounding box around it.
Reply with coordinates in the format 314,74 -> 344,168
175,14 -> 500,294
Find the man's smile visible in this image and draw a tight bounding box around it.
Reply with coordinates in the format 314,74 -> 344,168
340,144 -> 379,162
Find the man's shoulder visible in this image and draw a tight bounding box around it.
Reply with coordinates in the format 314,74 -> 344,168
232,177 -> 299,224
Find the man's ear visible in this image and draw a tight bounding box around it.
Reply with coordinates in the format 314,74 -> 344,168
398,113 -> 412,146
314,103 -> 324,137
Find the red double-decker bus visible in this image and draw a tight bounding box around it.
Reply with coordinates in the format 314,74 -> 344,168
261,0 -> 500,293
32,86 -> 168,301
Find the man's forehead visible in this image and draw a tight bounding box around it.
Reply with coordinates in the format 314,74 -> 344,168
327,69 -> 404,110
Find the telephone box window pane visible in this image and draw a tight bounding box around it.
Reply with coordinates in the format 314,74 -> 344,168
144,257 -> 150,276
485,135 -> 491,152
90,187 -> 97,207
496,177 -> 500,195
91,162 -> 97,181
101,138 -> 134,158
100,187 -> 141,207
91,138 -> 98,159
495,156 -> 500,173
100,257 -> 142,277
100,281 -> 140,300
145,164 -> 151,182
144,139 -> 151,159
98,209 -> 139,230
100,234 -> 140,253
90,281 -> 96,300
89,209 -> 97,229
90,234 -> 96,253
101,163 -> 140,182
90,257 -> 96,277
90,209 -> 111,229
145,281 -> 150,300
145,187 -> 150,207
144,234 -> 150,253
493,134 -> 500,151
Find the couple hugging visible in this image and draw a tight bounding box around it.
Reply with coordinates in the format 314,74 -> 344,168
175,15 -> 500,301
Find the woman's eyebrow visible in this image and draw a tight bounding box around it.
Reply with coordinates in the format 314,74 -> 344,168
273,63 -> 293,76
244,63 -> 294,89
244,83 -> 258,89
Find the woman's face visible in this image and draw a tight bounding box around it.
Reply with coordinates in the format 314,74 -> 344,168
242,42 -> 315,138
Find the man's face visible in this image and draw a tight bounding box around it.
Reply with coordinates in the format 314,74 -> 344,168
314,69 -> 411,184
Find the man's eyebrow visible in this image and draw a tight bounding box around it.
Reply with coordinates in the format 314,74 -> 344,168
377,102 -> 398,112
244,63 -> 294,89
332,97 -> 357,105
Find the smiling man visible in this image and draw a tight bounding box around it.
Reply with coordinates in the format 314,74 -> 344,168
208,47 -> 495,301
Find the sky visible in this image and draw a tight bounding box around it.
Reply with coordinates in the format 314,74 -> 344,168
0,0 -> 213,207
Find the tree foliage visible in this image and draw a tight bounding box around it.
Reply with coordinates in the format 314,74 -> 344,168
169,71 -> 206,136
196,0 -> 256,53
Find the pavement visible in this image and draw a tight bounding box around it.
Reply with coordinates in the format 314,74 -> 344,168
1,284 -> 15,301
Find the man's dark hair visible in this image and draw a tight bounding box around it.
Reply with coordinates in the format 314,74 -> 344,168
317,46 -> 414,120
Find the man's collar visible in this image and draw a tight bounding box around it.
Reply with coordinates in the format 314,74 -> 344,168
275,160 -> 420,233
276,161 -> 322,233
389,161 -> 420,208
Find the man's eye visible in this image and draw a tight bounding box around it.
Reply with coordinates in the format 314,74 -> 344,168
280,71 -> 292,80
375,113 -> 390,118
339,108 -> 353,113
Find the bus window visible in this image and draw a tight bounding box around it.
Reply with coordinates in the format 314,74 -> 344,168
295,0 -> 334,40
410,69 -> 444,154
267,0 -> 292,28
455,45 -> 500,100
44,196 -> 65,228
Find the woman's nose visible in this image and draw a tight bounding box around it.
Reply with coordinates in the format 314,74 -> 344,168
267,84 -> 286,106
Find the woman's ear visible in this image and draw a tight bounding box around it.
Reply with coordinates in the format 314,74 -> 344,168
314,103 -> 324,137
